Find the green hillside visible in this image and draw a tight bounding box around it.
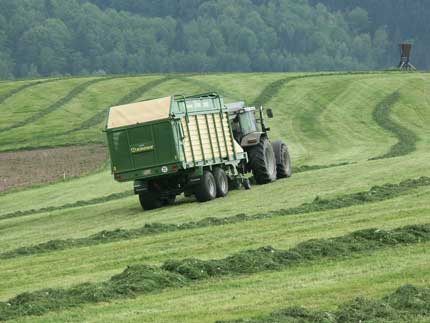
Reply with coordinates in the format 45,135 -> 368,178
0,72 -> 430,322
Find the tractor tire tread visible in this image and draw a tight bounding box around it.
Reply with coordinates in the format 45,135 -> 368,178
248,138 -> 277,184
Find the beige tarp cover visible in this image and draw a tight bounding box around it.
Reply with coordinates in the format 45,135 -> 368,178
107,96 -> 171,129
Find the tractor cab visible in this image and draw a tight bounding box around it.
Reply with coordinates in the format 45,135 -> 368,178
225,100 -> 291,184
226,102 -> 273,146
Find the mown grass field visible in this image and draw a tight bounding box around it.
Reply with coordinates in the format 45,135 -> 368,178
0,71 -> 429,322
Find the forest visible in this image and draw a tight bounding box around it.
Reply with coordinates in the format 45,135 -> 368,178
0,0 -> 429,79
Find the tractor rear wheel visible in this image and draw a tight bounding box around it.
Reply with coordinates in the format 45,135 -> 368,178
247,137 -> 277,184
213,168 -> 229,197
139,191 -> 164,210
272,141 -> 292,178
195,171 -> 217,202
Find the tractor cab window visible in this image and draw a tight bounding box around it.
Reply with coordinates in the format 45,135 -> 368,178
239,112 -> 258,136
231,115 -> 241,141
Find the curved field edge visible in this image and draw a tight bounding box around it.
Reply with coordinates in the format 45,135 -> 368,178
216,285 -> 430,323
1,176 -> 429,259
370,91 -> 418,160
0,223 -> 428,321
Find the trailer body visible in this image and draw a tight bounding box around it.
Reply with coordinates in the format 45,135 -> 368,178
105,93 -> 247,205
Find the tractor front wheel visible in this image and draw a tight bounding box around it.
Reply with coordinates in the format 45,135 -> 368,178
247,137 -> 277,184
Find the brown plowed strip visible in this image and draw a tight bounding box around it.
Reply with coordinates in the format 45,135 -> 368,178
0,144 -> 107,192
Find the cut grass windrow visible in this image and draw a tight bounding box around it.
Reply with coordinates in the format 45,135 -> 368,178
1,176 -> 429,260
0,191 -> 133,221
370,91 -> 417,160
293,162 -> 351,174
215,284 -> 430,323
0,78 -> 110,134
0,79 -> 58,107
0,223 -> 429,321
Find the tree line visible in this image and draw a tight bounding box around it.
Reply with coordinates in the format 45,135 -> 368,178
309,0 -> 430,69
0,0 -> 428,79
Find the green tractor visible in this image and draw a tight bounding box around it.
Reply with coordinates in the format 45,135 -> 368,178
227,102 -> 292,185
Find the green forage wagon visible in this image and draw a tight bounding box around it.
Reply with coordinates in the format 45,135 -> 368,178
105,93 -> 292,210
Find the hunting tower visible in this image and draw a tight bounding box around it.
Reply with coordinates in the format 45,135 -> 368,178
398,43 -> 416,70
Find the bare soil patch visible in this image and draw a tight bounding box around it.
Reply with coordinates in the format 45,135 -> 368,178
0,144 -> 107,192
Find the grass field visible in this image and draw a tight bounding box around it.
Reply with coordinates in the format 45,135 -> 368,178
0,71 -> 429,322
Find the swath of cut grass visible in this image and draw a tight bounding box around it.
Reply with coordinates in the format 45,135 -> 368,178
293,162 -> 351,174
370,91 -> 417,160
0,191 -> 133,221
215,284 -> 430,323
2,176 -> 429,259
0,223 -> 429,321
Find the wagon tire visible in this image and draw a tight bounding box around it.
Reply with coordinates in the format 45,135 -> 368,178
213,168 -> 229,197
195,171 -> 217,202
139,191 -> 164,210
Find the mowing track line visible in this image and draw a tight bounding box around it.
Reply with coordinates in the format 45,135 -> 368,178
62,76 -> 173,135
0,79 -> 59,107
248,72 -> 386,168
0,76 -> 173,149
0,78 -> 111,134
370,91 -> 417,160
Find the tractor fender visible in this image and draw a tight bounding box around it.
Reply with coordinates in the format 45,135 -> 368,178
241,132 -> 265,147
